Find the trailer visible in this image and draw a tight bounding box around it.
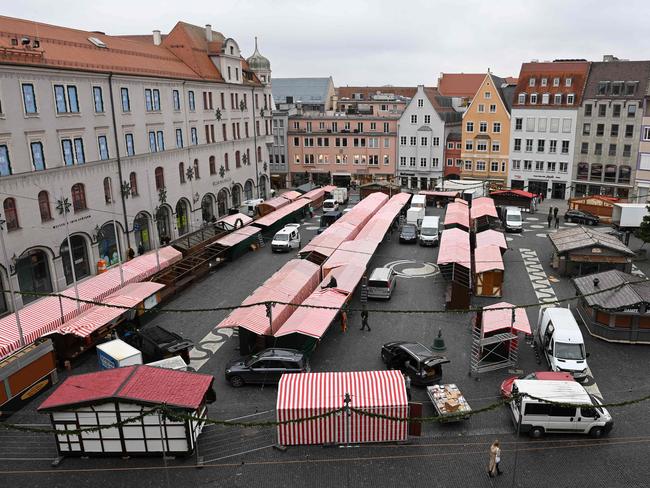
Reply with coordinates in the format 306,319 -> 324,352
612,203 -> 648,230
426,383 -> 471,422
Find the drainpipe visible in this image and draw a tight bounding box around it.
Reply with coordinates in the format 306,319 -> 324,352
252,86 -> 260,198
107,73 -> 131,249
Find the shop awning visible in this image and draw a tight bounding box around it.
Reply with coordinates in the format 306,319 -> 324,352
54,282 -> 165,338
214,225 -> 261,247
482,302 -> 531,335
474,245 -> 504,274
476,229 -> 507,251
437,228 -> 471,268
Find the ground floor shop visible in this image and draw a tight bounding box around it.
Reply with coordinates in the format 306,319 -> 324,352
509,177 -> 569,200
571,181 -> 631,199
398,172 -> 441,191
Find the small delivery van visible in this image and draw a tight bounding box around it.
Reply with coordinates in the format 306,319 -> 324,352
406,207 -> 425,229
323,199 -> 340,213
271,224 -> 301,252
419,216 -> 440,246
411,194 -> 426,209
240,199 -> 264,218
510,379 -> 613,438
502,206 -> 523,232
367,268 -> 396,299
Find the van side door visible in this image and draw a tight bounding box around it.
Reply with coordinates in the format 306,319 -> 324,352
548,405 -> 579,432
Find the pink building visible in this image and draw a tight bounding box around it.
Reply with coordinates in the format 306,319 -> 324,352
288,115 -> 399,187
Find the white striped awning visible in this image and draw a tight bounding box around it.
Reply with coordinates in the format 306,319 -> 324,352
277,370 -> 408,446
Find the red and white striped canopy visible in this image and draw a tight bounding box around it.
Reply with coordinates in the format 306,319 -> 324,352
277,370 -> 408,446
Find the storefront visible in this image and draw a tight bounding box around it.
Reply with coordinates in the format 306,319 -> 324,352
98,223 -> 121,266
216,189 -> 229,217
60,235 -> 91,285
156,206 -> 171,244
16,249 -> 53,305
133,212 -> 152,252
175,199 -> 190,236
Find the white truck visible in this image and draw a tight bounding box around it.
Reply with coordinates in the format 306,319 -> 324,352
501,206 -> 523,232
611,203 -> 648,230
406,206 -> 425,229
536,307 -> 589,382
331,187 -> 349,205
97,339 -> 142,370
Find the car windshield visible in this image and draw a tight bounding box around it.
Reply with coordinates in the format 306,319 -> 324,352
274,234 -> 289,241
402,225 -> 416,233
555,342 -> 585,360
245,354 -> 260,366
507,214 -> 521,222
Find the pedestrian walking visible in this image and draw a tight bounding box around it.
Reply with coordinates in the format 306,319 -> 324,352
554,214 -> 560,229
553,206 -> 559,219
360,309 -> 370,331
547,212 -> 553,228
488,439 -> 502,477
340,310 -> 348,333
308,205 -> 314,218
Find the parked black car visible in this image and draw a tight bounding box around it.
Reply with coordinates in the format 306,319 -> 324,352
381,341 -> 449,386
399,224 -> 418,243
121,325 -> 193,363
564,209 -> 599,225
225,348 -> 310,387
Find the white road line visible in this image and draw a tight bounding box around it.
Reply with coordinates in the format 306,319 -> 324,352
223,409 -> 274,422
201,444 -> 275,463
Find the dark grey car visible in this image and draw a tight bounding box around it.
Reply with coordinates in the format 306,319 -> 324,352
381,341 -> 449,386
225,348 -> 310,387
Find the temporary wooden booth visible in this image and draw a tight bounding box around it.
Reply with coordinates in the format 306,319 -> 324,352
568,195 -> 620,224
437,228 -> 471,309
573,270 -> 650,344
473,245 -> 504,297
38,365 -> 215,457
490,189 -> 536,213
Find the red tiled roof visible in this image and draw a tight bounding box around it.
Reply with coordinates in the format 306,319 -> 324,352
336,86 -> 417,99
437,73 -> 486,97
513,61 -> 590,108
38,365 -> 214,411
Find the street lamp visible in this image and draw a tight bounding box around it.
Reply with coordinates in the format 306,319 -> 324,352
0,214 -> 24,347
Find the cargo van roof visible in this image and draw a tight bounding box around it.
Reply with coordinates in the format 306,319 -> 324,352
513,379 -> 591,404
544,308 -> 583,343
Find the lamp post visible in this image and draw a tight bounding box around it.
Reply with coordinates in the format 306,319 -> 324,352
0,215 -> 24,347
56,194 -> 81,312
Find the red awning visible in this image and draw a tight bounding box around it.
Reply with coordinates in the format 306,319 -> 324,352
337,192 -> 388,228
437,228 -> 471,268
474,245 -> 504,274
476,229 -> 507,250
214,225 -> 260,247
322,185 -> 337,193
355,193 -> 410,242
323,240 -> 378,272
300,222 -> 359,259
491,189 -> 535,199
54,282 -> 165,338
277,370 -> 408,446
482,302 -> 531,335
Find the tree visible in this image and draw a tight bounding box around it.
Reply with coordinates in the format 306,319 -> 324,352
634,204 -> 650,249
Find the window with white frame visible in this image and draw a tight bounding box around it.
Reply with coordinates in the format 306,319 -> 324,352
535,160 -> 543,171
400,156 -> 406,166
433,137 -> 439,146
54,84 -> 79,114
541,93 -> 550,105
549,140 -> 557,153
541,78 -> 548,87
554,94 -> 562,105
512,159 -> 521,170
464,160 -> 472,170
409,157 -> 416,167
98,135 -> 109,160
538,118 -> 547,132
492,141 -> 500,152
518,93 -> 526,104
417,99 -> 424,107
553,77 -> 560,87
561,140 -> 570,154
476,141 -> 487,151
491,161 -> 499,172
447,158 -> 453,166
400,136 -> 407,145
410,114 -> 417,124
537,139 -> 545,152
191,127 -> 198,145
562,118 -> 572,133
465,140 -> 473,151
384,155 -> 390,165
93,86 -> 104,113
176,128 -> 183,148
559,162 -> 568,173
447,142 -> 454,149
125,133 -> 135,156
476,161 -> 486,171
431,158 -> 439,167
493,122 -> 501,133
456,159 -> 462,166
515,118 -> 523,130
565,77 -> 573,87
547,161 -> 556,172
466,121 -> 474,132
525,139 -> 533,152
421,137 -> 428,146
22,83 -> 38,114
424,115 -> 431,124
479,122 -> 487,133
410,136 -> 417,146
478,104 -> 485,113
420,157 -> 427,167
644,127 -> 650,141
567,94 -> 575,105
514,138 -> 521,151
489,104 -> 496,113
484,91 -> 491,99
530,93 -> 538,104
30,141 -> 46,170
526,117 -> 535,131
529,77 -> 536,87
524,160 -> 532,170
550,118 -> 559,132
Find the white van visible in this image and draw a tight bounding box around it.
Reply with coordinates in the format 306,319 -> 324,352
411,194 -> 426,209
406,207 -> 425,228
271,224 -> 301,252
331,187 -> 348,204
323,199 -> 340,213
240,199 -> 264,218
367,268 -> 396,299
537,307 -> 589,382
419,216 -> 440,246
502,206 -> 523,232
510,379 -> 613,438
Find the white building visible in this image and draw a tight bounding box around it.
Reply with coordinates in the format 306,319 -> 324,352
0,17 -> 273,311
397,85 -> 461,190
508,61 -> 591,199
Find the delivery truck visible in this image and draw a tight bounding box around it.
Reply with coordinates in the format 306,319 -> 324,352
612,203 -> 648,230
97,339 -> 143,369
406,207 -> 425,229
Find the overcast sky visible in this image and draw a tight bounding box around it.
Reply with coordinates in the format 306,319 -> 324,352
5,0 -> 650,85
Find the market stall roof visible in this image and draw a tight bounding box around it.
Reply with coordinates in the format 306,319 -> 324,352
573,270 -> 650,310
437,228 -> 471,267
273,288 -> 347,339
476,229 -> 508,250
474,245 -> 504,274
548,226 -> 635,256
217,213 -> 253,230
299,187 -> 326,203
54,282 -> 165,338
38,365 -> 214,412
470,197 -> 498,219
337,192 -> 388,228
444,202 -> 470,229
323,239 -> 378,272
0,247 -> 181,360
482,302 -> 531,334
354,195 -> 408,243
214,224 -> 260,247
418,190 -> 459,198
300,222 -> 359,259
280,190 -> 302,201
216,259 -> 320,335
490,189 -> 535,199
252,199 -> 309,228
322,185 -> 337,193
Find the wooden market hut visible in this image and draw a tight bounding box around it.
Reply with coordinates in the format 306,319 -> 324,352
473,245 -> 504,297
568,195 -> 620,224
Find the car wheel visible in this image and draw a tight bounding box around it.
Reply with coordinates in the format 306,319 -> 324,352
589,426 -> 604,438
229,375 -> 245,388
529,426 -> 544,438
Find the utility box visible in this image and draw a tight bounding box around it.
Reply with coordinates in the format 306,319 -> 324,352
97,339 -> 142,370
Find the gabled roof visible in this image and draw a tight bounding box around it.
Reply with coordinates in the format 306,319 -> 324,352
490,74 -> 516,112
513,61 -> 591,108
272,77 -> 333,104
422,87 -> 462,124
548,226 -> 635,255
38,365 -> 214,411
573,269 -> 650,310
583,60 -> 650,100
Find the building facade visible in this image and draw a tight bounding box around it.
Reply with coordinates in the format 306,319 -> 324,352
460,73 -> 515,184
0,17 -> 273,311
287,114 -> 398,187
397,86 -> 461,189
508,61 -> 590,199
269,104 -> 297,190
444,131 -> 462,179
636,83 -> 650,201
571,58 -> 650,199
336,86 -> 413,116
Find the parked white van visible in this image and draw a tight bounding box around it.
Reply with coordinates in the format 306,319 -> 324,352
510,379 -> 613,438
240,199 -> 264,218
322,199 -> 340,213
411,194 -> 426,209
406,207 -> 425,228
419,216 -> 440,246
537,307 -> 589,382
271,224 -> 301,252
501,206 -> 523,232
367,268 -> 396,299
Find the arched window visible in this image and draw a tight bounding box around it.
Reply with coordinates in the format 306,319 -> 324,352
193,158 -> 200,179
209,156 -> 216,175
244,180 -> 253,200
38,190 -> 52,222
103,177 -> 112,204
235,151 -> 241,168
257,146 -> 262,162
71,183 -> 87,211
129,172 -> 138,196
224,153 -> 229,171
179,162 -> 185,184
60,235 -> 90,284
3,198 -> 18,230
155,167 -> 165,190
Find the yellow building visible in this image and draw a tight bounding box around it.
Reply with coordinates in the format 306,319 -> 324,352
460,73 -> 516,185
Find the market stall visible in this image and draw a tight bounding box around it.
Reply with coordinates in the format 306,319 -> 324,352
443,202 -> 470,231
38,365 -> 214,457
475,229 -> 508,254
489,189 -> 536,213
427,384 -> 471,422
568,195 -> 619,224
251,199 -> 309,236
470,197 -> 498,232
437,228 -> 471,309
418,190 -> 459,207
473,245 -> 504,297
256,196 -> 291,217
276,370 -> 408,446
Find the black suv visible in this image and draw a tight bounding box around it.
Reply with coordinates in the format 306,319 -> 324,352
381,341 -> 449,386
564,209 -> 599,226
399,224 -> 418,243
121,325 -> 193,364
225,348 -> 309,387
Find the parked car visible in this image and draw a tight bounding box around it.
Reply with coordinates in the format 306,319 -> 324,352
500,371 -> 575,398
399,224 -> 418,243
317,210 -> 343,234
564,209 -> 599,225
271,224 -> 301,252
120,325 -> 193,364
367,267 -> 397,299
381,341 -> 449,386
322,199 -> 340,213
225,348 -> 309,387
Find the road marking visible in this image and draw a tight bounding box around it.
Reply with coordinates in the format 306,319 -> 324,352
519,248 -> 601,398
384,260 -> 440,278
189,329 -> 234,371
201,444 -> 275,464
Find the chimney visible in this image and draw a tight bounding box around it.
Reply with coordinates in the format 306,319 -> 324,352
205,24 -> 213,42
153,30 -> 162,46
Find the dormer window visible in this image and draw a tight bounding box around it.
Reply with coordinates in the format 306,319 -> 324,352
565,77 -> 573,87
530,93 -> 538,104
529,78 -> 536,87
541,78 -> 548,87
553,77 -> 560,87
518,93 -> 526,104
554,93 -> 562,104
597,81 -> 609,95
625,82 -> 638,96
